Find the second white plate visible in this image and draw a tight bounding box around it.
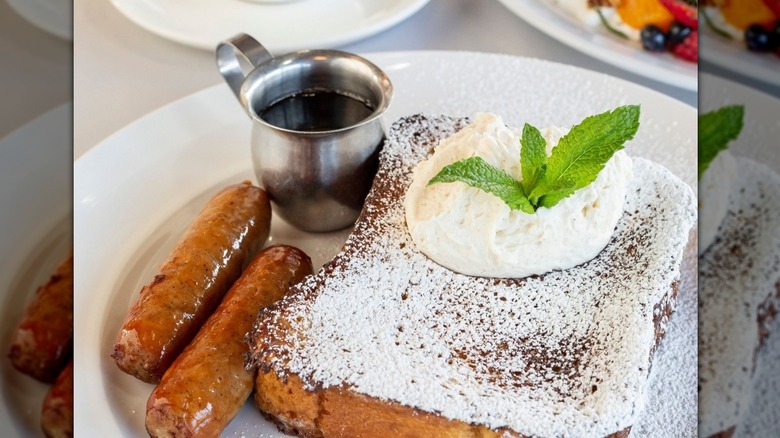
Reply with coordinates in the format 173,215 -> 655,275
6,0 -> 72,40
495,0 -> 697,90
74,51 -> 697,437
110,0 -> 430,52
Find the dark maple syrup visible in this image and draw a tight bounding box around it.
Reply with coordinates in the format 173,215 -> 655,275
259,90 -> 375,132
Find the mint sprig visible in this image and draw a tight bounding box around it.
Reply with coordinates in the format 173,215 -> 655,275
520,123 -> 547,195
698,105 -> 744,179
427,105 -> 641,213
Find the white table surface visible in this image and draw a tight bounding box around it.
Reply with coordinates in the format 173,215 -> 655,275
0,1 -> 71,141
74,0 -> 697,159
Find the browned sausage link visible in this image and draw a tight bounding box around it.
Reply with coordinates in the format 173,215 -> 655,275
112,182 -> 271,383
41,360 -> 73,438
146,245 -> 313,438
8,253 -> 73,383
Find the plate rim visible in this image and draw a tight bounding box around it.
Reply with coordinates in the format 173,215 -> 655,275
76,49 -> 697,168
108,0 -> 430,52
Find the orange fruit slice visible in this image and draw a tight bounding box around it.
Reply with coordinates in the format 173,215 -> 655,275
720,0 -> 776,29
616,0 -> 675,30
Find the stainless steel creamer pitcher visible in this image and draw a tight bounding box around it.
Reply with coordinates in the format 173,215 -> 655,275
217,34 -> 393,232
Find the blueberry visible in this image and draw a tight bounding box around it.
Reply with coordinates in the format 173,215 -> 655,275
641,25 -> 666,52
745,24 -> 775,52
667,22 -> 692,46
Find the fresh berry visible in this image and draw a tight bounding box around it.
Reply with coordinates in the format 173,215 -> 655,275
671,29 -> 698,62
745,24 -> 776,51
667,21 -> 693,45
658,0 -> 698,29
641,25 -> 667,51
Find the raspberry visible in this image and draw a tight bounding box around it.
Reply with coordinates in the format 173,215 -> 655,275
671,29 -> 698,62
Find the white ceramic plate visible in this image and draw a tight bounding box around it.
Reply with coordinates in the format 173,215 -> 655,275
699,73 -> 780,437
494,0 -> 697,90
0,103 -> 72,438
6,0 -> 72,41
110,0 -> 430,52
74,51 -> 697,437
701,28 -> 780,88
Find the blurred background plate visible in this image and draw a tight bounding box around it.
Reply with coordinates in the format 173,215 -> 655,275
6,0 -> 72,40
0,103 -> 72,438
109,0 -> 430,52
701,32 -> 780,89
494,0 -> 697,90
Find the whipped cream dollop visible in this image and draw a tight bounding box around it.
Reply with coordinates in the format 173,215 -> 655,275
698,150 -> 739,254
404,113 -> 634,278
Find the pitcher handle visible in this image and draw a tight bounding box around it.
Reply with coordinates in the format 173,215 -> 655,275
216,34 -> 273,102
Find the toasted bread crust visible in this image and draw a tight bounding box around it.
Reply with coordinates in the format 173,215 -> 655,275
254,270 -> 678,438
255,370 -> 633,438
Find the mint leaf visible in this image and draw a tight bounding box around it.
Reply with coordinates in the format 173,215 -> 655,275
426,105 -> 640,213
531,105 -> 640,207
520,123 -> 548,195
699,105 -> 744,179
428,156 -> 534,214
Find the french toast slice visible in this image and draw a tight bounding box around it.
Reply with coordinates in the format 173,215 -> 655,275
248,114 -> 696,437
699,158 -> 780,438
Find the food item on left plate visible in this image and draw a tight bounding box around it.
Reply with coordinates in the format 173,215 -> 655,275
41,360 -> 73,438
146,245 -> 313,438
248,113 -> 696,437
112,182 -> 272,383
8,252 -> 73,383
551,0 -> 699,61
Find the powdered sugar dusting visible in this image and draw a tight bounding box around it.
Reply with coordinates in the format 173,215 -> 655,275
251,115 -> 696,437
699,158 -> 780,437
740,317 -> 780,436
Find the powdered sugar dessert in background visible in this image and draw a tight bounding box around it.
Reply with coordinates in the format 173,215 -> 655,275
251,115 -> 696,437
698,149 -> 739,254
699,158 -> 780,437
405,113 -> 633,278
